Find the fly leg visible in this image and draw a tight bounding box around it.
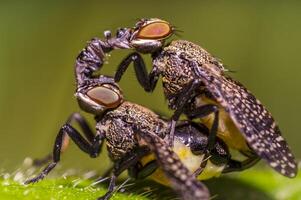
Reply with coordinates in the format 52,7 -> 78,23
115,52 -> 149,89
188,104 -> 219,152
193,158 -> 209,177
222,155 -> 260,173
76,37 -> 113,84
169,79 -> 202,147
75,28 -> 132,85
98,148 -> 149,200
128,160 -> 158,180
114,52 -> 160,92
33,113 -> 96,166
24,124 -> 104,184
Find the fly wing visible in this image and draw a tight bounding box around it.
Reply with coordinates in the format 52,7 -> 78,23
194,63 -> 297,177
136,128 -> 210,200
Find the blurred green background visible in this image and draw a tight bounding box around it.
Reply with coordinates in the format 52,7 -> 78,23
0,0 -> 300,174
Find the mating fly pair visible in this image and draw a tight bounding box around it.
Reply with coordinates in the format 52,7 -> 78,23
24,50 -> 249,199
25,18 -> 298,200
75,18 -> 297,177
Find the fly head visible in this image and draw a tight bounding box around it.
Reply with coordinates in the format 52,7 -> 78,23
75,76 -> 124,115
129,18 -> 175,53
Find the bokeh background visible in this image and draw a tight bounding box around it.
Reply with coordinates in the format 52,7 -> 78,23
1,1 -> 301,173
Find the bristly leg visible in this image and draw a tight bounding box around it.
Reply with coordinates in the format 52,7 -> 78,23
98,148 -> 150,200
187,104 -> 219,151
114,52 -> 161,92
128,160 -> 159,180
65,112 -> 96,141
75,28 -> 132,85
223,155 -> 260,173
168,79 -> 202,147
115,52 -> 150,90
32,113 -> 96,166
98,175 -> 116,200
24,123 -> 104,184
76,38 -> 110,84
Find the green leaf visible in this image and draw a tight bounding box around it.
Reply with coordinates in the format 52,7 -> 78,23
1,167 -> 300,200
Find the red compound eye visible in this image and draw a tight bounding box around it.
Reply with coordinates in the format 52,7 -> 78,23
87,86 -> 122,108
137,21 -> 172,39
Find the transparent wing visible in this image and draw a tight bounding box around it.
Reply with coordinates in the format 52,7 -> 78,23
136,128 -> 210,200
195,64 -> 297,177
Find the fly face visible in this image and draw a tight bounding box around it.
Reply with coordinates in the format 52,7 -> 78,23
129,18 -> 174,53
75,76 -> 123,115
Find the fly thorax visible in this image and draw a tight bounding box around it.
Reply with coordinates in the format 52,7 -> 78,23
155,52 -> 194,99
166,40 -> 215,65
99,117 -> 137,161
121,102 -> 168,133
